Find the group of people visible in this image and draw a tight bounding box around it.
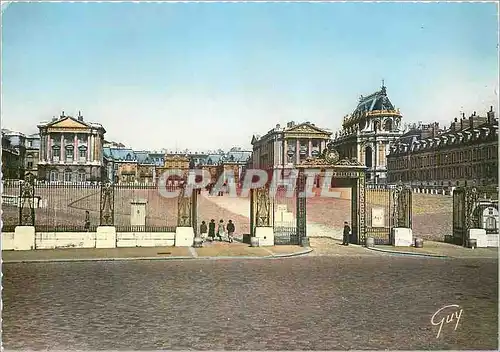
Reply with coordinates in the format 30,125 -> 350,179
199,219 -> 235,243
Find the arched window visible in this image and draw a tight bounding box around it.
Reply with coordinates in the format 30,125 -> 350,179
78,170 -> 86,182
365,146 -> 373,168
64,169 -> 73,182
50,170 -> 58,182
126,153 -> 131,161
384,119 -> 393,131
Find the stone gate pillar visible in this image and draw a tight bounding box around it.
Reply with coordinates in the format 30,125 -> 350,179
253,186 -> 274,246
296,168 -> 307,242
175,186 -> 195,246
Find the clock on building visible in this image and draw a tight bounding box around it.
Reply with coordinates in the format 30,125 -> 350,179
325,149 -> 339,164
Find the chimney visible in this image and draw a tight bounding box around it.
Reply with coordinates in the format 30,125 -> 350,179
78,111 -> 84,121
487,106 -> 495,123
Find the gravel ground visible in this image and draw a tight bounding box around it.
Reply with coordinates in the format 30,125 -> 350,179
2,256 -> 497,350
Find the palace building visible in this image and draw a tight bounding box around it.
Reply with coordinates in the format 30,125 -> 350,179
37,112 -> 106,182
329,84 -> 404,184
387,107 -> 498,189
251,121 -> 332,171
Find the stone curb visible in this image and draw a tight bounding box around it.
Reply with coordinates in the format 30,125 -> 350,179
365,246 -> 449,258
2,248 -> 314,264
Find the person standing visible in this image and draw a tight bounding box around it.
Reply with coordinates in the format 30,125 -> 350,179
84,211 -> 91,232
200,221 -> 208,241
342,221 -> 351,246
217,219 -> 225,241
226,220 -> 235,243
208,219 -> 216,241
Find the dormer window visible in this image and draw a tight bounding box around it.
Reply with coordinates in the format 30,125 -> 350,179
126,153 -> 132,161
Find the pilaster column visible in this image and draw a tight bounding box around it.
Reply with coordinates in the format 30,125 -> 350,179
296,139 -> 300,164
60,134 -> 64,162
320,140 -> 326,152
47,135 -> 51,161
94,135 -> 98,162
283,139 -> 288,165
308,139 -> 312,157
74,134 -> 78,160
88,134 -> 93,162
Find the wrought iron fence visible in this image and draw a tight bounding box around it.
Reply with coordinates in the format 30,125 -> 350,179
1,181 -> 181,232
272,185 -> 298,245
113,184 -> 179,232
365,184 -> 394,244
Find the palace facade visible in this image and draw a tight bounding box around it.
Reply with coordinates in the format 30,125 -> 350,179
387,107 -> 499,188
251,121 -> 332,170
329,84 -> 404,184
25,133 -> 41,177
37,112 -> 106,182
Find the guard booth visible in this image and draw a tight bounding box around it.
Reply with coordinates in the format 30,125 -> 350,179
452,186 -> 499,247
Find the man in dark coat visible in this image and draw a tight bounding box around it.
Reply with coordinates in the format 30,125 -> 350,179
208,219 -> 216,241
226,220 -> 235,243
342,221 -> 351,246
200,221 -> 208,240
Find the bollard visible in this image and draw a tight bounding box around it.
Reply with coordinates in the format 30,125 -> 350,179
250,237 -> 260,247
193,236 -> 203,248
467,239 -> 477,249
414,237 -> 423,248
301,237 -> 310,247
365,237 -> 375,248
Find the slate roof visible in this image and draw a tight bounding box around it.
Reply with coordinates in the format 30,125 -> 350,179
352,85 -> 395,116
225,150 -> 252,163
103,147 -> 137,161
389,117 -> 498,156
134,151 -> 155,164
200,154 -> 224,166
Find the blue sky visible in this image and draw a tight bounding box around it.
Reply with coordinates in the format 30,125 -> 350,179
2,1 -> 498,151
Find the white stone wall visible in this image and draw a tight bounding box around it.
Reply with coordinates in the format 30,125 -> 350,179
36,232 -> 96,249
116,232 -> 175,247
2,233 -> 15,250
2,230 -> 177,250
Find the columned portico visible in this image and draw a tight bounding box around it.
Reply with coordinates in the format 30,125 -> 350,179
37,112 -> 106,181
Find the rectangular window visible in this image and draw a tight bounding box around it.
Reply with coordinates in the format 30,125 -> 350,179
66,149 -> 74,162
64,172 -> 72,182
27,161 -> 33,169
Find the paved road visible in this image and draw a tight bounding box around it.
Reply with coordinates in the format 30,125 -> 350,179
2,256 -> 498,350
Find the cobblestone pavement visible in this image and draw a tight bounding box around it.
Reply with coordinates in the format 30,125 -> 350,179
1,242 -> 308,262
1,246 -> 192,261
3,256 -> 497,350
308,237 -> 382,256
374,241 -> 499,259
